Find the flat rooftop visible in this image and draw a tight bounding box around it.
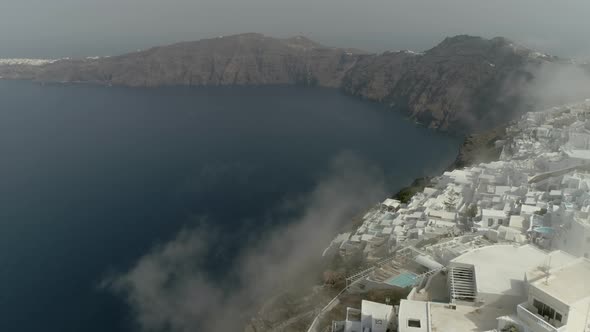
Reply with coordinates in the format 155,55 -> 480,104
361,300 -> 393,320
398,300 -> 428,332
429,302 -> 513,332
565,148 -> 590,160
531,258 -> 590,305
451,245 -> 576,297
481,209 -> 507,218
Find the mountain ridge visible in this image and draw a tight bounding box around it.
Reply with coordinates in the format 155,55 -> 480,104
1,33 -> 585,133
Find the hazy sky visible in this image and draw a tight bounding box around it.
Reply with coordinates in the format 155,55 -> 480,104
2,0 -> 589,58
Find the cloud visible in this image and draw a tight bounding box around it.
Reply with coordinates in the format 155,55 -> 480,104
102,152 -> 387,331
103,229 -> 222,332
522,62 -> 590,109
468,59 -> 590,133
500,61 -> 590,117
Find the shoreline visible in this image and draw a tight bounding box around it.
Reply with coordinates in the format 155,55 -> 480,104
244,124 -> 508,331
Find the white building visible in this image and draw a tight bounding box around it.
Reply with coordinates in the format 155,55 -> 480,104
332,300 -> 395,332
554,214 -> 590,259
327,102 -> 590,332
481,209 -> 508,228
397,245 -> 578,331
516,258 -> 590,332
382,198 -> 401,211
566,131 -> 590,150
521,204 -> 542,217
509,215 -> 527,231
397,300 -> 427,332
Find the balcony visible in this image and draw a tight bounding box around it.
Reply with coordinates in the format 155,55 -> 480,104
517,302 -> 566,332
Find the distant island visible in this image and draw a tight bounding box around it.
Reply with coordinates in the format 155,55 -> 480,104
1,33 -> 588,132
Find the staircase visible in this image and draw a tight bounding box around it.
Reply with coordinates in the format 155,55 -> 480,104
448,266 -> 476,302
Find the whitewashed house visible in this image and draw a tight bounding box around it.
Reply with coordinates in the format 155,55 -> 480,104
332,300 -> 395,332
481,209 -> 508,228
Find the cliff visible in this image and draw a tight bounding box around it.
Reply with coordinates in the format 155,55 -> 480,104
342,36 -> 562,131
2,33 -> 583,132
31,33 -> 365,88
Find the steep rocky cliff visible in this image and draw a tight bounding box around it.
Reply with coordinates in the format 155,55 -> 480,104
33,33 -> 365,88
2,33 -> 583,132
342,36 -> 561,131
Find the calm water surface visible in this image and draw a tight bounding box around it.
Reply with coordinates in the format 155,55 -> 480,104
0,81 -> 460,331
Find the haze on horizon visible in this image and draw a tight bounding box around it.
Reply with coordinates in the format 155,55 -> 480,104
2,0 -> 589,59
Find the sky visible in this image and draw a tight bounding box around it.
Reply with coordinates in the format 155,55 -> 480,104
1,0 -> 590,58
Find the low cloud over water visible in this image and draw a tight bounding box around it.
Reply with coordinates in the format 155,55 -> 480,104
102,152 -> 387,331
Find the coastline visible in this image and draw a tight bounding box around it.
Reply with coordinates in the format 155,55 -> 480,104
244,124 -> 508,331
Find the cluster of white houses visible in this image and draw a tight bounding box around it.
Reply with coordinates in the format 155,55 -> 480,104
328,100 -> 590,332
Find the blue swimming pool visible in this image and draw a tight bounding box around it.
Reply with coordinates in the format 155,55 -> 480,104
385,272 -> 418,288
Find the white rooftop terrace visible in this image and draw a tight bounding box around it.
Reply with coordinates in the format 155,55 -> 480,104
399,300 -> 515,332
441,169 -> 473,184
520,204 -> 542,214
398,300 -> 427,332
429,302 -> 513,332
382,198 -> 401,209
509,215 -> 525,229
564,148 -> 590,160
481,208 -> 507,218
530,258 -> 590,305
361,300 -> 394,332
450,245 -> 576,297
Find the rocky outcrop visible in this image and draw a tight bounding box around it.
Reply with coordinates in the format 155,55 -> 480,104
450,125 -> 508,169
2,33 -> 585,133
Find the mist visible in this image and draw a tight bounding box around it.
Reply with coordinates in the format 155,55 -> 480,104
102,152 -> 387,331
521,63 -> 590,110
2,0 -> 590,58
492,61 -> 590,125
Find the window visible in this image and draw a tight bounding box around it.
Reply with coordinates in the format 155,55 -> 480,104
488,218 -> 494,226
408,319 -> 422,328
498,219 -> 504,225
555,313 -> 562,322
533,298 -> 561,323
545,307 -> 555,320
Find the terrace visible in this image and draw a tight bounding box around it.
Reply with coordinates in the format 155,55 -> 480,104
517,302 -> 566,332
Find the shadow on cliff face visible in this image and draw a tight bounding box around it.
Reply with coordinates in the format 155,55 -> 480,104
100,152 -> 386,331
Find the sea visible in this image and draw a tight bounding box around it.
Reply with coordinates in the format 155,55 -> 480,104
0,81 -> 460,331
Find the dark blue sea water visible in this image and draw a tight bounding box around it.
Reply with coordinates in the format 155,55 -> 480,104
0,81 -> 460,331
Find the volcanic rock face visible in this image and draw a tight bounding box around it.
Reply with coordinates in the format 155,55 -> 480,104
34,33 -> 365,88
2,33 -> 582,132
342,36 -> 557,131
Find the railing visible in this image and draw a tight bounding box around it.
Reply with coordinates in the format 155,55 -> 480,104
318,247 -> 430,331
314,250 -> 411,331
344,250 -> 402,287
517,302 -> 566,332
306,277 -> 365,332
345,266 -> 376,287
414,267 -> 444,287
